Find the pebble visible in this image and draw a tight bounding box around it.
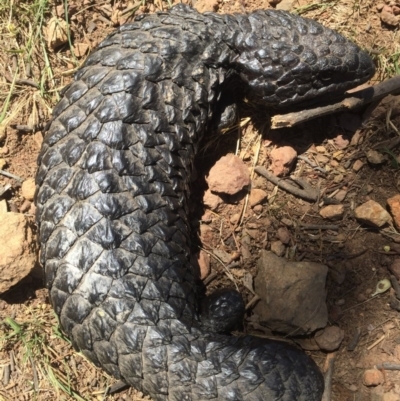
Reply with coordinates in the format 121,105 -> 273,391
315,146 -> 326,153
207,154 -> 250,195
354,200 -> 392,228
363,369 -> 384,386
277,227 -> 290,244
253,204 -> 263,214
230,213 -> 241,225
319,204 -> 344,220
366,149 -> 385,165
334,190 -> 347,202
270,146 -> 297,177
353,159 -> 364,172
381,7 -> 399,26
249,188 -> 268,207
270,240 -> 286,256
314,326 -> 344,351
203,189 -> 222,211
21,178 -> 36,201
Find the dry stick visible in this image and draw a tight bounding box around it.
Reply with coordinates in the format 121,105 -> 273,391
255,166 -> 319,202
376,363 -> 400,370
271,75 -> 400,129
322,353 -> 336,401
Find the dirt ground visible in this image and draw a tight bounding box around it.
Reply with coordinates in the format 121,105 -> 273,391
1,0 -> 400,400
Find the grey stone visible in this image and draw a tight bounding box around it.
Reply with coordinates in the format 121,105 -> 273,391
254,251 -> 328,335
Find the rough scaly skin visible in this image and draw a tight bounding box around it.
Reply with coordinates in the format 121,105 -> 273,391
35,5 -> 375,400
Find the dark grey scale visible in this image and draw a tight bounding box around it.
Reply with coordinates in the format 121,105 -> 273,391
36,4 -> 376,401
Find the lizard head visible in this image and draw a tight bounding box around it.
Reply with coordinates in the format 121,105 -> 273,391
230,10 -> 375,107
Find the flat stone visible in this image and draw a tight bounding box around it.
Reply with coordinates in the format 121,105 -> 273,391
249,188 -> 268,207
206,154 -> 250,195
353,159 -> 364,172
0,212 -> 37,293
319,204 -> 344,220
354,200 -> 392,228
254,251 -> 328,334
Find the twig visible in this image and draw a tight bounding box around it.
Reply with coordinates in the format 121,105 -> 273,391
298,155 -> 327,174
322,353 -> 336,401
367,334 -> 385,350
271,75 -> 400,128
0,169 -> 23,182
376,363 -> 400,370
245,294 -> 260,311
255,166 -> 319,202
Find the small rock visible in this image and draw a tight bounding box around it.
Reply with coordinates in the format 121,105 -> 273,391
21,178 -> 36,201
363,369 -> 384,387
353,159 -> 364,172
254,251 -> 328,334
334,190 -> 347,202
203,189 -> 222,211
230,213 -> 241,225
270,146 -> 297,177
387,194 -> 400,230
207,154 -> 250,195
333,134 -> 350,149
0,212 -> 37,293
253,204 -> 263,214
194,0 -> 219,12
366,149 -> 385,165
315,154 -> 329,164
376,3 -> 385,11
281,218 -> 293,227
198,250 -> 211,280
393,6 -> 400,15
199,224 -> 213,245
249,188 -> 268,207
319,204 -> 344,220
354,200 -> 392,228
381,8 -> 399,27
270,240 -> 286,256
73,42 -> 89,58
0,158 -> 6,169
314,326 -> 344,351
333,173 -> 344,183
315,146 -> 326,153
268,0 -> 282,5
277,227 -> 290,245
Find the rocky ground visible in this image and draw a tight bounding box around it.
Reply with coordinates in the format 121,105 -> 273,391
1,0 -> 400,400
